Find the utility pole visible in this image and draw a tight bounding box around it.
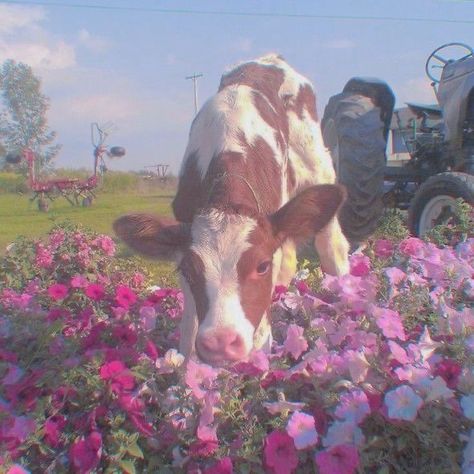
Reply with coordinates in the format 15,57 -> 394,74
186,73 -> 203,115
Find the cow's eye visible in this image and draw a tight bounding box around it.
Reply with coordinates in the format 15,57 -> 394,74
256,261 -> 272,275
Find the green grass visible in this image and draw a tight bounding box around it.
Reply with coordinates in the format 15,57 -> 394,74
0,186 -> 179,285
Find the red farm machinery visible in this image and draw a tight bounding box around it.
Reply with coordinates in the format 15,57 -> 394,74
6,123 -> 125,211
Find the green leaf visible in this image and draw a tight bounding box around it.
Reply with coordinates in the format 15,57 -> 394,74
118,459 -> 136,474
127,441 -> 144,459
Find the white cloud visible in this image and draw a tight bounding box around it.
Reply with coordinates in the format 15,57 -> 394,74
0,40 -> 76,70
78,29 -> 111,54
0,4 -> 76,70
0,4 -> 45,34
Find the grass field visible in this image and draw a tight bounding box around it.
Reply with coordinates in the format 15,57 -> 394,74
0,184 -> 179,285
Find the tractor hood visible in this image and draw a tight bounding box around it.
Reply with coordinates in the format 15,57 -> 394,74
437,55 -> 474,148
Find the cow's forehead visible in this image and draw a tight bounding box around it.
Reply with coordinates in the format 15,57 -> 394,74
190,210 -> 258,271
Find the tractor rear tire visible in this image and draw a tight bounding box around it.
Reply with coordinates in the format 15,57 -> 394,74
322,93 -> 387,244
408,172 -> 474,236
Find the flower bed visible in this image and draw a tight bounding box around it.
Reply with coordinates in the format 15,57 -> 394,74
0,223 -> 473,473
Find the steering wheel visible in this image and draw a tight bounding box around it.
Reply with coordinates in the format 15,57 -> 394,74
425,42 -> 474,83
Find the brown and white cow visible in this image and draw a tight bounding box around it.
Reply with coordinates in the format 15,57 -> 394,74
114,55 -> 349,365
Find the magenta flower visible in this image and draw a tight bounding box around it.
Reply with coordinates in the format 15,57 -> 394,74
43,415 -> 66,447
92,235 -> 116,256
286,411 -> 318,449
263,430 -> 299,474
6,465 -> 30,474
70,275 -> 88,288
84,283 -> 105,301
115,285 -> 137,308
203,457 -> 233,474
433,358 -> 462,389
99,360 -> 135,393
350,254 -> 371,276
47,283 -> 69,301
384,385 -> 423,421
69,431 -> 102,474
315,444 -> 360,474
284,324 -> 308,359
374,239 -> 394,258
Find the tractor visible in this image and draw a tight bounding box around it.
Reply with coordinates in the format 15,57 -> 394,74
322,42 -> 474,243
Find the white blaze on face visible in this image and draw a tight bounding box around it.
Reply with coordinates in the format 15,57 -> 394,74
191,209 -> 258,353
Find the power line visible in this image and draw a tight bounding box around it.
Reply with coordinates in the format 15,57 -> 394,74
186,73 -> 203,116
1,0 -> 474,24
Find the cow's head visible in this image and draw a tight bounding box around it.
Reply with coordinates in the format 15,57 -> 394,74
113,184 -> 345,365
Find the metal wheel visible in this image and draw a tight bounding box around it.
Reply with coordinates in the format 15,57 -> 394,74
425,43 -> 474,83
408,172 -> 474,236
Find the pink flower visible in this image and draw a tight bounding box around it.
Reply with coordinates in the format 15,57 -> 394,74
374,239 -> 394,258
335,390 -> 371,425
70,275 -> 88,288
315,444 -> 360,474
84,284 -> 105,301
272,284 -> 288,302
47,283 -> 69,301
399,237 -> 424,257
286,411 -> 318,449
189,439 -> 219,457
35,243 -> 53,268
373,307 -> 406,341
139,306 -> 157,331
6,465 -> 30,474
93,235 -> 116,256
203,457 -> 233,474
43,415 -> 66,447
263,430 -> 299,474
69,431 -> 102,474
99,360 -> 135,393
185,360 -> 219,399
384,385 -> 423,421
350,254 -> 371,276
115,285 -> 137,308
284,324 -> 308,359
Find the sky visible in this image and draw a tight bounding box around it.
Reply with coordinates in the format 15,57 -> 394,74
0,0 -> 473,174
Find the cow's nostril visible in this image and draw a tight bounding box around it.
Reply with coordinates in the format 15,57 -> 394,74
196,329 -> 246,363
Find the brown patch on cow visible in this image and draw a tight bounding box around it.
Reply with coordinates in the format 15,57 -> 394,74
219,62 -> 285,114
291,84 -> 318,121
237,217 -> 279,327
204,138 -> 283,216
173,152 -> 204,222
178,251 -> 209,323
286,160 -> 297,195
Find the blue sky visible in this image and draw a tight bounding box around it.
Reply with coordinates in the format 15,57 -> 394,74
1,0 -> 473,174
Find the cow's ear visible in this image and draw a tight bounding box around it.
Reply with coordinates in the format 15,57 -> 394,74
113,214 -> 190,260
270,185 -> 346,242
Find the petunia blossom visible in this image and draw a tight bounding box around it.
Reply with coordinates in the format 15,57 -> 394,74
47,283 -> 69,301
286,411 -> 318,449
373,307 -> 406,341
335,389 -> 371,425
69,431 -> 102,474
84,284 -> 105,301
284,324 -> 308,359
263,430 -> 299,474
115,285 -> 137,308
315,444 -> 360,474
185,359 -> 219,400
384,385 -> 423,421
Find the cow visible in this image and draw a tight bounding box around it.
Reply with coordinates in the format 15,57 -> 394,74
114,54 -> 349,366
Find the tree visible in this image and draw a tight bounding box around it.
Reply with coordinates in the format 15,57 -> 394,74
0,60 -> 60,174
